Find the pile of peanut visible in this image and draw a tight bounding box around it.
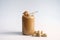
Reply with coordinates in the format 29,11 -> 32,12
32,30 -> 47,37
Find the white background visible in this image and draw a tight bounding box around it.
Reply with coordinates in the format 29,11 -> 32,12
0,0 -> 60,40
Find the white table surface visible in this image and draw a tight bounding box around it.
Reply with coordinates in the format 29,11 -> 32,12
0,26 -> 60,40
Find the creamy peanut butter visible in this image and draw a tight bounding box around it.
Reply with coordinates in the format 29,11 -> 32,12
22,11 -> 35,35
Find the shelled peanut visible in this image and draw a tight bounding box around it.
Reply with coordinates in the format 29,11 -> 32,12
32,30 -> 47,37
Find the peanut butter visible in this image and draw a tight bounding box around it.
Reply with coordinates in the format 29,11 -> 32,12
22,11 -> 35,35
